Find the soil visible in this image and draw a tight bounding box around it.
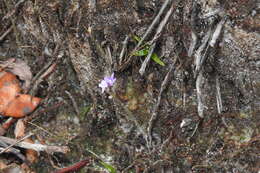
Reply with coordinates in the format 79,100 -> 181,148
0,0 -> 259,172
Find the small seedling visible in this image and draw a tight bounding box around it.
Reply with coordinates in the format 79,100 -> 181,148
132,35 -> 165,66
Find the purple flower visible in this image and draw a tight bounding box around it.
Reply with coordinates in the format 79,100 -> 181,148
99,73 -> 116,93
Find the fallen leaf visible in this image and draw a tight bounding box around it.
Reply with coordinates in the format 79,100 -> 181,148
24,138 -> 38,163
3,58 -> 33,90
2,94 -> 41,118
14,119 -> 25,139
0,71 -> 21,111
0,71 -> 41,118
14,120 -> 38,164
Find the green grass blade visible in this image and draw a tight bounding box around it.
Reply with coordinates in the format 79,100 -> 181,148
151,53 -> 165,66
132,49 -> 149,56
100,161 -> 117,173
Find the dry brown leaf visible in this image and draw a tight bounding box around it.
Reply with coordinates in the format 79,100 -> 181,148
14,119 -> 26,139
14,120 -> 38,164
24,138 -> 38,163
4,58 -> 32,91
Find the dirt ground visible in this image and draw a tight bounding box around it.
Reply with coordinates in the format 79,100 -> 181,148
0,0 -> 259,172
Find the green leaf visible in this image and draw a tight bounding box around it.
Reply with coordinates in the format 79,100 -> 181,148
100,161 -> 117,173
151,53 -> 165,66
133,35 -> 141,42
132,35 -> 165,66
132,49 -> 149,56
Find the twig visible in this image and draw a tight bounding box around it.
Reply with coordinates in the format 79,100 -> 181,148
215,75 -> 223,114
122,161 -> 137,173
29,44 -> 60,95
188,31 -> 198,57
135,0 -> 172,49
30,62 -> 57,94
209,17 -> 226,47
189,121 -> 200,138
2,0 -> 26,20
0,141 -> 27,163
139,3 -> 175,75
147,63 -> 175,148
188,1 -> 199,57
159,128 -> 174,152
118,0 -> 172,71
28,122 -> 57,137
194,28 -> 212,78
196,71 -> 204,118
139,43 -> 156,75
0,135 -> 69,154
150,2 -> 175,44
0,117 -> 16,136
0,133 -> 32,154
0,26 -> 13,42
105,46 -> 113,73
54,158 -> 90,173
118,35 -> 129,66
65,90 -> 80,115
194,17 -> 224,78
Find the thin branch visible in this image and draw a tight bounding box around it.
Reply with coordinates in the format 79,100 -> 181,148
194,28 -> 212,78
65,90 -> 80,115
0,141 -> 27,162
196,71 -> 204,118
105,45 -> 113,73
139,3 -> 175,75
0,117 -> 16,136
139,43 -> 156,75
209,17 -> 226,47
215,74 -> 223,114
118,0 -> 172,71
29,44 -> 60,95
2,0 -> 26,20
0,26 -> 13,42
188,31 -> 198,57
159,128 -> 174,152
134,0 -> 172,49
118,35 -> 129,66
188,2 -> 199,57
0,133 -> 33,154
0,135 -> 69,154
54,158 -> 90,173
147,63 -> 175,148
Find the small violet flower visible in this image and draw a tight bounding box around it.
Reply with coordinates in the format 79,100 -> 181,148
98,73 -> 116,93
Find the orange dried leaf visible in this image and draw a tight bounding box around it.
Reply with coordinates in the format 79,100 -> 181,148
0,71 -> 21,97
0,71 -> 41,118
3,94 -> 41,118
